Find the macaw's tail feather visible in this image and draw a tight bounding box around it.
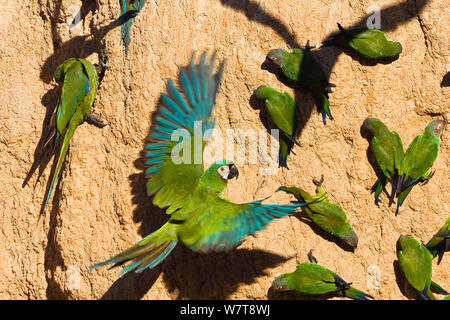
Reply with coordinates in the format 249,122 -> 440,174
395,184 -> 413,216
311,88 -> 333,125
431,281 -> 449,296
371,178 -> 386,206
342,287 -> 374,300
278,134 -> 295,169
89,222 -> 178,277
41,126 -> 75,214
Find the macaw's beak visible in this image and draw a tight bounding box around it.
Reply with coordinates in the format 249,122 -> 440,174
228,164 -> 239,180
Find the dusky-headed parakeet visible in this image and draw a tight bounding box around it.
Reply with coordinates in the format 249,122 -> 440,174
276,177 -> 358,249
253,85 -> 299,168
271,257 -> 373,300
362,118 -> 404,205
266,45 -> 335,125
322,23 -> 402,59
89,52 -> 323,277
397,235 -> 448,300
396,120 -> 446,214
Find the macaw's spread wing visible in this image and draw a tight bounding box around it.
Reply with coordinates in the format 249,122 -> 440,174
56,59 -> 90,134
144,52 -> 225,214
349,29 -> 402,58
178,197 -> 305,252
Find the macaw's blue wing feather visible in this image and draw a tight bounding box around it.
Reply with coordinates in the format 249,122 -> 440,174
144,52 -> 225,214
180,196 -> 323,253
119,0 -> 146,55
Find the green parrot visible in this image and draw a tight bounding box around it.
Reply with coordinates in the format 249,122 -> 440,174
362,118 -> 404,205
42,58 -> 104,213
322,23 -> 403,59
253,85 -> 300,168
271,258 -> 373,300
425,217 -> 450,264
89,52 -> 324,277
266,45 -> 335,125
396,120 -> 446,214
397,235 -> 448,300
276,177 -> 358,249
119,0 -> 145,55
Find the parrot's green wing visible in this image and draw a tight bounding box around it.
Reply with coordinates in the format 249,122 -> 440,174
177,196 -> 309,252
264,92 -> 296,136
398,236 -> 432,295
371,131 -> 403,181
348,29 -> 403,59
144,52 -> 225,214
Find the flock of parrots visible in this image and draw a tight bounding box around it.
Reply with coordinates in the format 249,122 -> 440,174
35,1 -> 448,300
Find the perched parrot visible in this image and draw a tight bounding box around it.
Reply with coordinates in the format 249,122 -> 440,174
362,118 -> 404,205
322,23 -> 403,59
42,58 -> 104,214
266,45 -> 335,125
89,52 -> 323,277
119,0 -> 145,55
425,217 -> 450,264
253,85 -> 299,168
397,235 -> 448,300
277,177 -> 358,249
271,262 -> 373,300
396,120 -> 446,214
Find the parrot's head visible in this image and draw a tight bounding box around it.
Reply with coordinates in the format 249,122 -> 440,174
266,49 -> 285,67
213,160 -> 239,181
426,119 -> 447,138
396,235 -> 415,254
270,274 -> 290,291
201,160 -> 239,192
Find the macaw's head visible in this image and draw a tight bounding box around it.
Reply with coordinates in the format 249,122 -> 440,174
396,235 -> 416,254
426,119 -> 446,138
201,160 -> 239,192
266,49 -> 285,67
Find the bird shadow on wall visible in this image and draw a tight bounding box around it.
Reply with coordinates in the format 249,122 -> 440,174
221,0 -> 429,143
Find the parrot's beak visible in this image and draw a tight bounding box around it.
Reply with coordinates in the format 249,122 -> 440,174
228,164 -> 239,180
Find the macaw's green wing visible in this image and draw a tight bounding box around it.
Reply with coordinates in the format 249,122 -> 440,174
283,263 -> 338,295
178,197 -> 310,252
426,217 -> 450,261
371,135 -> 397,181
264,92 -> 297,136
398,237 -> 432,293
349,29 -> 402,58
144,52 -> 225,214
55,60 -> 90,134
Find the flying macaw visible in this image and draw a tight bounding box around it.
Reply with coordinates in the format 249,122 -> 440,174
89,52 -> 323,277
42,58 -> 104,213
277,176 -> 358,249
425,217 -> 450,264
362,118 -> 404,205
322,23 -> 403,59
397,235 -> 448,300
396,120 -> 446,214
271,251 -> 373,300
253,85 -> 299,168
119,0 -> 145,55
266,44 -> 335,125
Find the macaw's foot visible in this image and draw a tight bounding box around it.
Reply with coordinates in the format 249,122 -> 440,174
374,198 -> 382,207
421,171 -> 435,186
324,82 -> 337,94
313,174 -> 325,187
307,249 -> 318,263
305,40 -> 316,51
87,114 -> 107,128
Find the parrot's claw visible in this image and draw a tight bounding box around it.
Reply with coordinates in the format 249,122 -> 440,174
313,174 -> 324,187
305,40 -> 316,51
421,171 -> 435,186
374,198 -> 382,207
307,249 -> 318,263
87,114 -> 107,128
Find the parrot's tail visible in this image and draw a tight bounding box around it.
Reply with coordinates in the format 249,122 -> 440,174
311,88 -> 333,125
41,124 -> 76,214
278,134 -> 295,169
89,222 -> 178,277
430,281 -> 449,296
371,177 -> 387,206
342,287 -> 374,300
395,184 -> 413,216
